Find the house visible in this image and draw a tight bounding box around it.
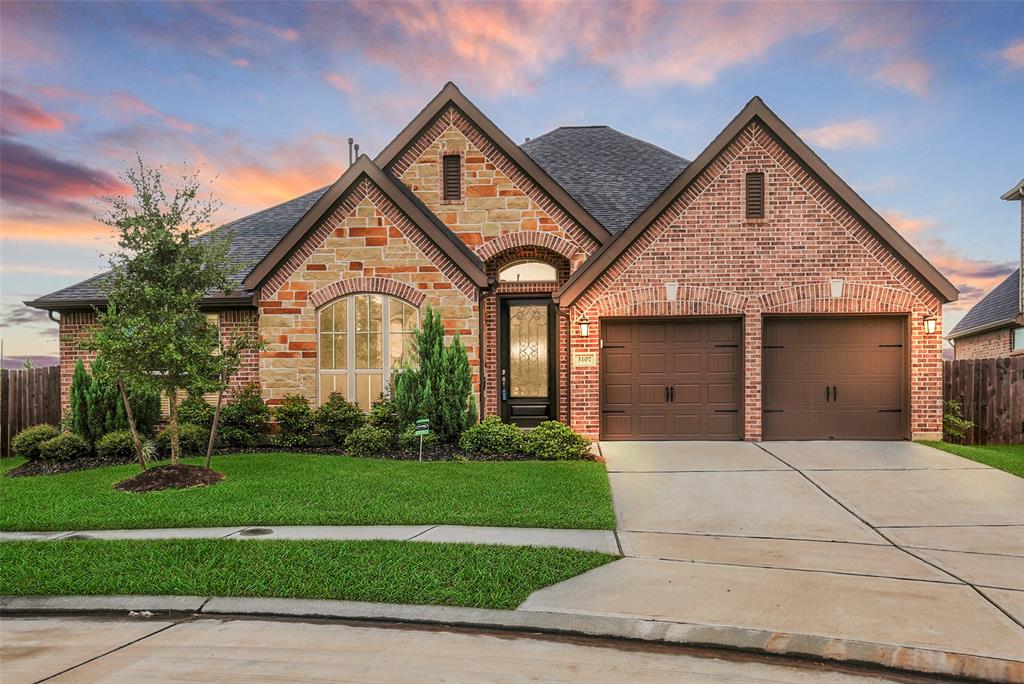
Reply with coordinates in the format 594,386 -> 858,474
947,179 -> 1024,359
27,83 -> 958,442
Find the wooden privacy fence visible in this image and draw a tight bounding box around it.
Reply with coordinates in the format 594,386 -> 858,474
943,357 -> 1023,445
1,366 -> 61,456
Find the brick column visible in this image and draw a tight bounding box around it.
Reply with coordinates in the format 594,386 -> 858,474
743,308 -> 763,441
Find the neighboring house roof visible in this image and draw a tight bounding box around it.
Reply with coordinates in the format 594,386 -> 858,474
946,268 -> 1021,339
374,82 -> 611,245
26,187 -> 329,310
522,126 -> 690,235
242,155 -> 488,292
557,96 -> 960,306
1001,178 -> 1024,201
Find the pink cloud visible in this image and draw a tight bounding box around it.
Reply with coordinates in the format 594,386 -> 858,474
324,73 -> 355,94
231,58 -> 251,68
0,90 -> 66,134
1002,38 -> 1024,69
872,60 -> 931,96
882,210 -> 937,236
799,119 -> 879,149
0,139 -> 130,213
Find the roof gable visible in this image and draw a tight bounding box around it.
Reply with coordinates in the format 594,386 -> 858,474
557,97 -> 959,306
374,82 -> 610,245
522,126 -> 689,234
947,267 -> 1020,339
242,155 -> 487,293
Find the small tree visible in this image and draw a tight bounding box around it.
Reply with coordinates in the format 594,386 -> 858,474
86,158 -> 233,467
69,359 -> 91,439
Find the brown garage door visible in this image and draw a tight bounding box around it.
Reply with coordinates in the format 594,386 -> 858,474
601,319 -> 741,440
763,317 -> 906,440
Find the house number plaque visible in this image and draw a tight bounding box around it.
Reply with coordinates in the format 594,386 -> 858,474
573,352 -> 597,367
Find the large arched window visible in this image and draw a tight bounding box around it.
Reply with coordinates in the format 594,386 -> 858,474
497,260 -> 557,283
318,294 -> 418,410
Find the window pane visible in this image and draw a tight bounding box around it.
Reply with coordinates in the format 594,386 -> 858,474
356,373 -> 383,411
356,333 -> 368,368
368,332 -> 382,368
390,301 -> 405,333
355,294 -> 368,332
498,261 -> 557,283
336,299 -> 347,332
319,334 -> 333,369
369,295 -> 382,332
390,333 -> 405,369
405,302 -> 418,330
1014,327 -> 1024,350
320,305 -> 334,333
334,333 -> 348,370
319,373 -> 346,404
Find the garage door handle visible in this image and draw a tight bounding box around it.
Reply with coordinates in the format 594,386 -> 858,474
825,386 -> 831,402
833,385 -> 837,401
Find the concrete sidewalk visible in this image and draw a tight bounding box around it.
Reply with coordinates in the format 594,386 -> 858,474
522,440 -> 1024,678
0,524 -> 620,555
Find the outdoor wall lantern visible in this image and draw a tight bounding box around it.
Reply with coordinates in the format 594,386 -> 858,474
829,279 -> 845,298
578,314 -> 590,337
665,282 -> 679,301
923,314 -> 937,335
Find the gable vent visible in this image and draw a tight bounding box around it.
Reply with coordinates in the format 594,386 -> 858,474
746,172 -> 765,219
442,154 -> 461,201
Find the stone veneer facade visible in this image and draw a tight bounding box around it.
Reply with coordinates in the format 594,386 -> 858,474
566,123 -> 944,441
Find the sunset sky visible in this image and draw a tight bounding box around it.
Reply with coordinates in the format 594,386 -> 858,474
1,0 -> 1021,364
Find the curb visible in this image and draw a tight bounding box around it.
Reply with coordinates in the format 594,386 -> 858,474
3,595 -> 1021,682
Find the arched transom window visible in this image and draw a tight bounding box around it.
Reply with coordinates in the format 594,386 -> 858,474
318,294 -> 418,410
497,260 -> 557,283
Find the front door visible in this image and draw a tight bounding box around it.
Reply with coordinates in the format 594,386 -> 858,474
500,298 -> 555,427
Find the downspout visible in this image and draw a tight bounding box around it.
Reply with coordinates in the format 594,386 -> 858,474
48,310 -> 60,324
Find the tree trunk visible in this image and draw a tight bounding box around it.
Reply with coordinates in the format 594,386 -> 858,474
168,389 -> 181,465
117,381 -> 146,472
206,372 -> 226,469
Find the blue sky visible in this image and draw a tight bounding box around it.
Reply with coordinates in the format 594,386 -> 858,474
1,0 -> 1021,363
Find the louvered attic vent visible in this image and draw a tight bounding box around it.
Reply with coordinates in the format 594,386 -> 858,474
442,154 -> 461,201
746,172 -> 765,219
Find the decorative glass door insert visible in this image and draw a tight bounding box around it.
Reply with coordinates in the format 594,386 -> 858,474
508,304 -> 549,397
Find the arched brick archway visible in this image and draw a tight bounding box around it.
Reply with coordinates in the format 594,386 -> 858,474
475,231 -> 579,263
309,277 -> 427,309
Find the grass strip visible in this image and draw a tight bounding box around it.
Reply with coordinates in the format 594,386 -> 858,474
1,453 -> 615,531
917,441 -> 1023,478
0,538 -> 616,610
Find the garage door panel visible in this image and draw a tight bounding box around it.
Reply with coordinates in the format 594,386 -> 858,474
601,318 -> 741,440
763,317 -> 905,440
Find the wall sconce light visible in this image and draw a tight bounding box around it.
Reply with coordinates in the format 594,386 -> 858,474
829,279 -> 845,298
665,282 -> 679,301
578,314 -> 590,337
923,314 -> 937,335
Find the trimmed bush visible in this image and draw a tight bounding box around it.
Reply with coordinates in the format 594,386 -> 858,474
315,393 -> 364,446
37,433 -> 91,462
345,425 -> 392,458
459,416 -> 525,455
369,397 -> 401,436
96,430 -> 136,461
178,395 -> 215,429
524,421 -> 591,460
274,394 -> 315,448
398,426 -> 441,453
156,423 -> 209,456
11,424 -> 60,461
219,427 -> 257,449
220,384 -> 270,441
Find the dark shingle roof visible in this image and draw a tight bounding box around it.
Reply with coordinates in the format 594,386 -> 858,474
522,126 -> 690,234
28,186 -> 329,308
947,268 -> 1021,338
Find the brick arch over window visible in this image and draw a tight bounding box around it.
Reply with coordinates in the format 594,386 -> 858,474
309,277 -> 427,310
475,231 -> 579,263
758,281 -> 920,314
593,285 -> 747,318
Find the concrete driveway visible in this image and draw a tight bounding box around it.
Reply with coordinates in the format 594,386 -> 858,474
521,441 -> 1024,667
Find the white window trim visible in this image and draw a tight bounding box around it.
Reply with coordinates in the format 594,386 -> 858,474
317,295 -> 418,407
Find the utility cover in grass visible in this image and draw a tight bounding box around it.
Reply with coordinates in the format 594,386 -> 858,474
115,464 -> 223,493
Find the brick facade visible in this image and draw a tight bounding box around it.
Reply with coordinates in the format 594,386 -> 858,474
566,122 -> 944,441
257,178 -> 478,406
953,323 -> 1021,359
58,311 -> 98,411
219,309 -> 260,396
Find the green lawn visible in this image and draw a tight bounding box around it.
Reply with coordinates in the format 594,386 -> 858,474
0,453 -> 615,531
0,539 -> 615,609
918,441 -> 1024,477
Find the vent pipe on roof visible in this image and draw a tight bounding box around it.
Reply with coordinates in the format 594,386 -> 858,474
354,143 -> 360,159
348,138 -> 354,166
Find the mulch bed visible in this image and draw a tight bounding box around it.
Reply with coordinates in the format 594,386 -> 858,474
114,464 -> 223,493
6,454 -> 137,478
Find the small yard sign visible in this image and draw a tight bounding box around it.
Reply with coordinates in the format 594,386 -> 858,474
414,418 -> 430,461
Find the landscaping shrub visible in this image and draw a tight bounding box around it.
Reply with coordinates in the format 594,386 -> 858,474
392,306 -> 474,443
274,394 -> 315,447
524,421 -> 591,460
459,416 -> 525,456
37,433 -> 91,462
156,423 -> 209,456
220,384 -> 270,442
218,427 -> 257,449
11,424 -> 61,461
67,358 -> 161,442
943,400 -> 974,443
398,426 -> 441,453
345,425 -> 392,457
369,397 -> 401,436
177,394 -> 214,429
315,393 -> 364,446
95,430 -> 136,461
69,359 -> 91,440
